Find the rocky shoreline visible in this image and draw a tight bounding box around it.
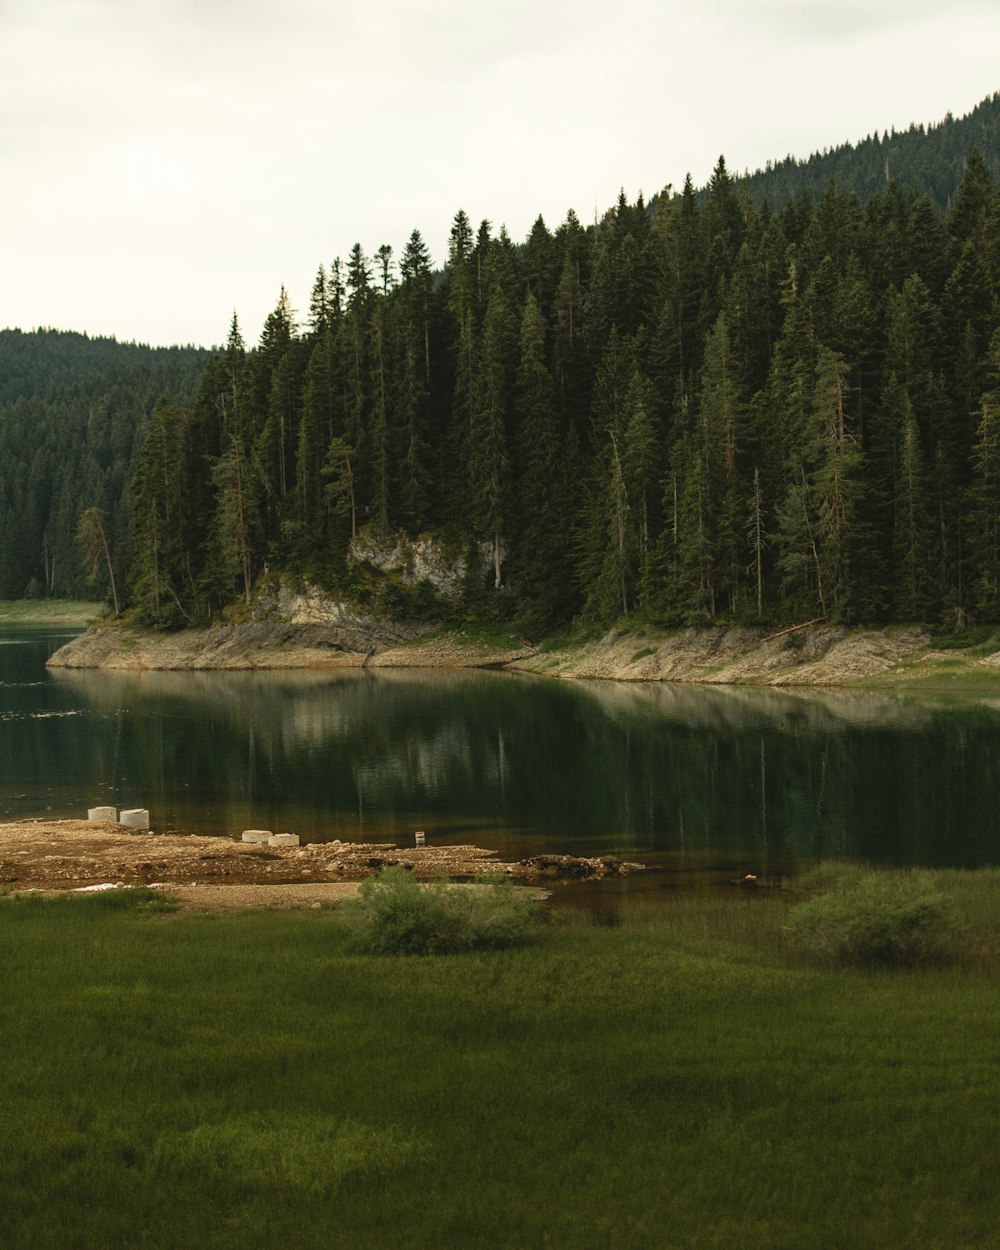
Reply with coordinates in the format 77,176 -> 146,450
42,579 -> 1000,687
48,617 -> 1000,691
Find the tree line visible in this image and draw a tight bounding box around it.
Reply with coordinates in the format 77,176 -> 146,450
121,144 -> 1000,633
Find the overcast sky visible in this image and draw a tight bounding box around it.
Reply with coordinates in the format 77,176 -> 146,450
2,0 -> 998,348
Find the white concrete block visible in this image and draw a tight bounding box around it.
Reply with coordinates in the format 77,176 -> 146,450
268,833 -> 300,847
119,808 -> 150,830
241,829 -> 273,843
88,806 -> 117,822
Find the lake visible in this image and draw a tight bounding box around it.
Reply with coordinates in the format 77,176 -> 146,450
3,626 -> 1000,889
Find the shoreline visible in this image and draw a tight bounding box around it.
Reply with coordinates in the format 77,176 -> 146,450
0,819 -> 644,908
44,613 -> 1000,689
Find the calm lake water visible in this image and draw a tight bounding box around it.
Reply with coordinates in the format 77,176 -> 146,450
4,627 -> 1000,888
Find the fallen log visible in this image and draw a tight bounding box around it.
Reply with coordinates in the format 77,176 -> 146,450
761,617 -> 828,644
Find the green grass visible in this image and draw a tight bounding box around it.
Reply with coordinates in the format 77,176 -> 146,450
0,598 -> 101,626
853,628 -> 1000,691
2,881 -> 999,1249
867,651 -> 1000,691
449,618 -> 526,648
928,626 -> 1000,653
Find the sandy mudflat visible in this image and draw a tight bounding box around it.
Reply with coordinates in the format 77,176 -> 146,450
0,819 -> 638,909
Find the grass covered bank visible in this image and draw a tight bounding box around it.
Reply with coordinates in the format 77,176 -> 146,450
0,599 -> 100,627
2,885 -> 999,1250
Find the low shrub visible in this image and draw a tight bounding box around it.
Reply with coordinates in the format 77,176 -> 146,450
785,873 -> 956,966
794,860 -> 869,895
340,867 -> 543,955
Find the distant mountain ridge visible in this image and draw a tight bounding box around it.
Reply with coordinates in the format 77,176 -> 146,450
0,327 -> 209,406
730,91 -> 1000,209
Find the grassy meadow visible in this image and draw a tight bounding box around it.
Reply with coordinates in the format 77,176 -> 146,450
2,876 -> 999,1250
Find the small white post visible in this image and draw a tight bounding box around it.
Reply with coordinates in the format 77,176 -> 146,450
268,833 -> 300,847
241,830 -> 273,843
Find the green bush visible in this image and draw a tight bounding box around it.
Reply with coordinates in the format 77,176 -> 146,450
340,867 -> 543,955
794,860 -> 869,895
785,873 -> 956,966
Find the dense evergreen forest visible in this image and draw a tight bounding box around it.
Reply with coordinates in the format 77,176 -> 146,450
739,92 -> 1000,211
125,142 -> 1000,633
0,331 -> 208,598
0,328 -> 208,406
4,99 -> 1000,633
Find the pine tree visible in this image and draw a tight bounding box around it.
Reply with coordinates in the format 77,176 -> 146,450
375,244 -> 394,295
776,348 -> 865,620
399,229 -> 434,390
77,506 -> 120,616
294,329 -> 337,538
341,247 -> 373,523
208,433 -> 257,606
892,400 -> 932,619
702,156 -> 745,320
696,313 -> 748,614
395,229 -> 435,530
323,434 -> 358,553
747,466 -> 767,619
368,295 -> 393,532
950,147 -> 994,252
129,397 -> 192,625
468,287 -> 515,589
521,215 -> 557,316
508,293 -> 577,626
307,266 -> 331,338
723,206 -> 784,396
968,332 -> 1000,616
578,334 -> 659,620
444,210 -> 478,524
942,243 -> 994,420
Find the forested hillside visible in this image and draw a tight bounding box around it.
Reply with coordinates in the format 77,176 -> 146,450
739,92 -> 1000,210
124,140 -> 1000,633
5,101 -> 999,632
0,334 -> 208,598
0,328 -> 207,405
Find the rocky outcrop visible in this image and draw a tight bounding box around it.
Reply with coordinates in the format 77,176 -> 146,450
47,584 -> 432,671
509,623 -> 940,686
517,854 -> 645,879
349,531 -> 481,602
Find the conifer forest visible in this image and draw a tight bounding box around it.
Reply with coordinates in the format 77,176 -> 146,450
3,94 -> 1000,634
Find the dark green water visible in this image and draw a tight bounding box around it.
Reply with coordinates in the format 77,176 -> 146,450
3,628 -> 1000,878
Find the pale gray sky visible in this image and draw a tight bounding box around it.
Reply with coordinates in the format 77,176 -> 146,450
2,0 -> 998,347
